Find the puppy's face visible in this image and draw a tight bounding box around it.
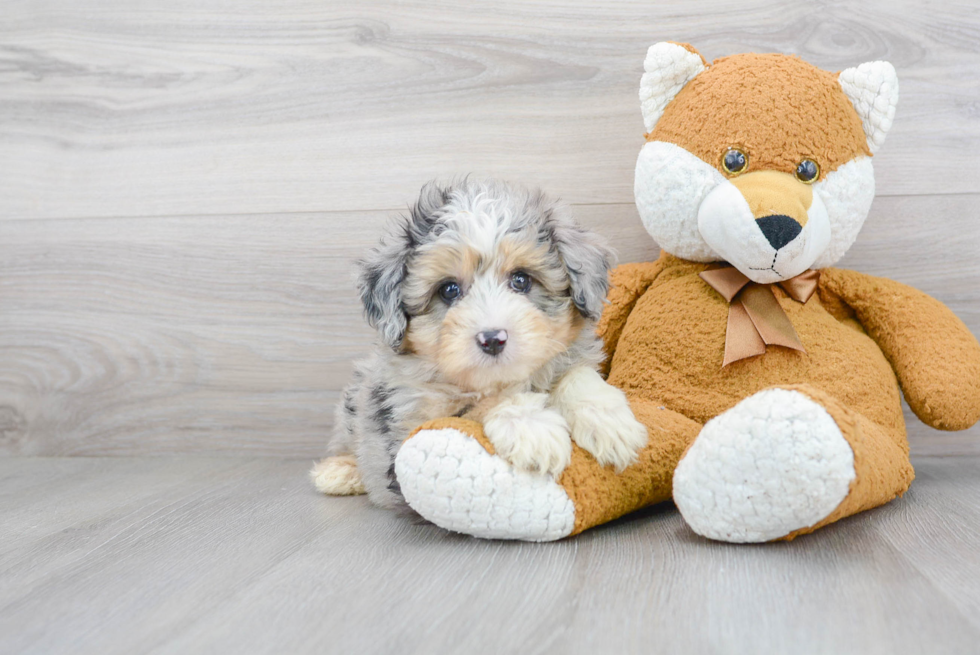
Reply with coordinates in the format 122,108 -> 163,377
358,180 -> 612,392
402,230 -> 583,391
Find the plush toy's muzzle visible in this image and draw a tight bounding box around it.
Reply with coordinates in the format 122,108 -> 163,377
697,170 -> 831,283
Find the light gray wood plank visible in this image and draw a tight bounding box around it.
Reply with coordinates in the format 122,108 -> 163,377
1,456 -> 979,654
2,196 -> 978,457
0,458 -> 328,653
0,204 -> 652,457
875,461 -> 980,633
1,0 -> 979,220
0,457 -> 251,557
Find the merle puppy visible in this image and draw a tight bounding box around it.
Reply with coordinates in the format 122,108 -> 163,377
312,179 -> 647,510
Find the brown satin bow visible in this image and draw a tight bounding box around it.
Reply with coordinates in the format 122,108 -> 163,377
699,267 -> 820,366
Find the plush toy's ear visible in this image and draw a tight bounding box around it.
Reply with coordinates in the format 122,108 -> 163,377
838,61 -> 899,153
639,42 -> 707,132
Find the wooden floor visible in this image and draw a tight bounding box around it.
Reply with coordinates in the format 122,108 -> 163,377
1,455 -> 979,654
2,0 -> 979,457
3,1 -> 980,653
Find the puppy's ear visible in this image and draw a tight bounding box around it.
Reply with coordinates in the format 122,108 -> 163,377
357,238 -> 410,351
358,182 -> 447,350
545,210 -> 614,321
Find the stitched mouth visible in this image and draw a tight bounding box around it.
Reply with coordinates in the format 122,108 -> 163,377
749,253 -> 783,278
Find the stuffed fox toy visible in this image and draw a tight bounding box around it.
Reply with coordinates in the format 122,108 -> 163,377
391,43 -> 980,542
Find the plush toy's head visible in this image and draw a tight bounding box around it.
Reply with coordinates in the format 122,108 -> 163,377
634,42 -> 899,283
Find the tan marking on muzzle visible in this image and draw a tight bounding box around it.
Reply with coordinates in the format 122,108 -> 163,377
730,170 -> 813,227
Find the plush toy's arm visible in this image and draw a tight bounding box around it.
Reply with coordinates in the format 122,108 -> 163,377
819,268 -> 980,431
596,258 -> 664,376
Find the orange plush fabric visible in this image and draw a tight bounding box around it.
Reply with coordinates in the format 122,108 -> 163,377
648,53 -> 871,181
410,403 -> 702,537
405,249 -> 980,539
584,251 -> 979,537
819,269 -> 980,430
605,253 -> 909,432
401,44 -> 980,542
779,384 -> 914,540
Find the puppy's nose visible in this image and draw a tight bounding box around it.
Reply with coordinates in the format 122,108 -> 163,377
476,330 -> 508,356
756,214 -> 802,250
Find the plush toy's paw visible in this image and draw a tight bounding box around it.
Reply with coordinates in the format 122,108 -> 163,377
395,427 -> 576,541
556,372 -> 647,472
673,388 -> 855,543
483,393 -> 572,478
310,455 -> 366,495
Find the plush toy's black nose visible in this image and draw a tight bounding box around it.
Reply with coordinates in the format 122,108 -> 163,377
756,214 -> 802,250
476,330 -> 508,356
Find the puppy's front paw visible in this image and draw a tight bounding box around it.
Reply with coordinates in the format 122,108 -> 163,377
483,393 -> 572,477
569,395 -> 648,472
555,368 -> 647,472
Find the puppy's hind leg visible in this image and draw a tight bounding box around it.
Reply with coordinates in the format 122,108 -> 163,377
313,379 -> 367,495
311,455 -> 366,495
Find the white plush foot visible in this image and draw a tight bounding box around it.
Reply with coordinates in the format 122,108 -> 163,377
483,392 -> 572,477
310,455 -> 366,495
673,388 -> 855,543
553,367 -> 647,472
395,428 -> 576,541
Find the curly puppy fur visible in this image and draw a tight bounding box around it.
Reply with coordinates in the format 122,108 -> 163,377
314,179 -> 641,510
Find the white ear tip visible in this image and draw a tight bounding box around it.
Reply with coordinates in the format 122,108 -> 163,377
839,60 -> 899,153
639,43 -> 706,132
643,42 -> 696,71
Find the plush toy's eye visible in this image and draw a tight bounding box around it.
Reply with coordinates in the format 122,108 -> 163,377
722,148 -> 748,175
438,280 -> 462,304
509,271 -> 532,294
795,159 -> 820,184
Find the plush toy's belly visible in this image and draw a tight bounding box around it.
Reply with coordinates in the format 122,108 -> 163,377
607,272 -> 904,428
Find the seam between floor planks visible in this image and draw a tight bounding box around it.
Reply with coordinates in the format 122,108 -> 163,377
1,191 -> 979,224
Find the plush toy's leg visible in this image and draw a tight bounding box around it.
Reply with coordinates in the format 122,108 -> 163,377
395,418 -> 577,541
394,400 -> 702,541
672,384 -> 913,543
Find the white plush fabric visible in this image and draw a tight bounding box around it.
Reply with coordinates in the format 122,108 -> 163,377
838,61 -> 899,153
637,141 -> 874,276
697,178 -> 831,284
672,389 -> 855,543
635,140 -> 723,262
395,428 -> 576,542
639,42 -> 705,132
811,156 -> 876,268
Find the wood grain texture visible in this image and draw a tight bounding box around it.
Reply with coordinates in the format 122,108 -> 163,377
1,0 -> 979,220
2,3 -> 978,650
2,455 -> 980,654
2,196 -> 978,457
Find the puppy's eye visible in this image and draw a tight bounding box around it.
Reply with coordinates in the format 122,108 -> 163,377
722,148 -> 748,175
437,280 -> 461,304
509,271 -> 532,294
795,159 -> 820,184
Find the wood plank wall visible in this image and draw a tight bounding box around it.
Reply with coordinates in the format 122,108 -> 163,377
1,0 -> 978,456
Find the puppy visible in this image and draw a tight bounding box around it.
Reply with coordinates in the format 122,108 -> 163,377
311,179 -> 647,510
